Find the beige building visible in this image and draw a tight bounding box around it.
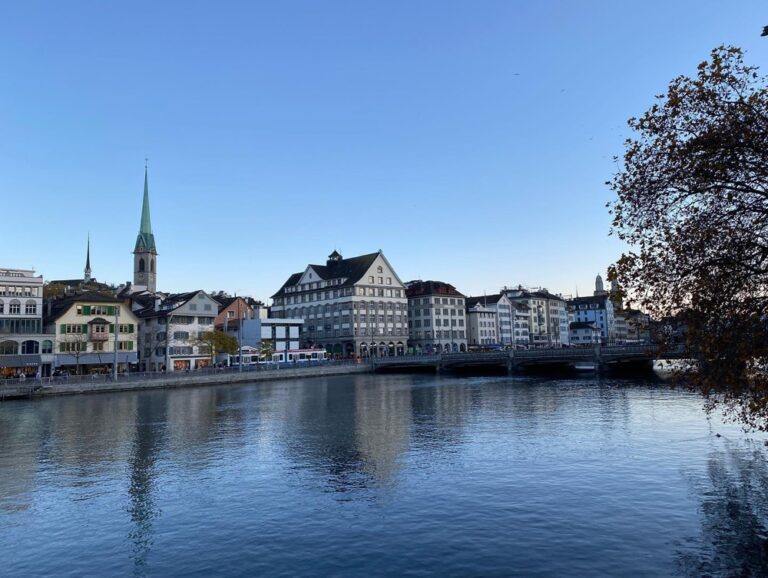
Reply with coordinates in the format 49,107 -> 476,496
44,292 -> 139,374
271,250 -> 408,357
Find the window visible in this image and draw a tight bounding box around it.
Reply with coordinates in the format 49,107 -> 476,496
21,340 -> 39,354
189,304 -> 198,311
369,276 -> 374,283
204,304 -> 212,311
378,277 -> 383,284
41,340 -> 52,353
92,342 -> 104,352
118,341 -> 134,351
174,331 -> 189,340
9,300 -> 21,314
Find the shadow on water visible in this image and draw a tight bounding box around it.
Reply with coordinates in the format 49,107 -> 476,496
676,442 -> 768,577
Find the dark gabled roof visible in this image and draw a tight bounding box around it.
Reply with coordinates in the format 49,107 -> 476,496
570,321 -> 597,330
44,291 -> 125,323
134,290 -> 208,319
271,252 -> 381,298
466,294 -> 504,307
405,280 -> 465,298
569,295 -> 610,307
531,290 -> 565,301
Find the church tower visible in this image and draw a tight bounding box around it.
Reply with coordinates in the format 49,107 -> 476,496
84,233 -> 92,283
133,165 -> 158,292
594,273 -> 607,296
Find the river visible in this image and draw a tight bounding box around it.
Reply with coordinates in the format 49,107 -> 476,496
1,374 -> 767,577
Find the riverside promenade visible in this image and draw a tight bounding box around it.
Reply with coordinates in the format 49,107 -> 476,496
0,362 -> 371,400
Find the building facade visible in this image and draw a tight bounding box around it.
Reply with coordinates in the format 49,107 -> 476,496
136,291 -> 219,371
465,294 -> 514,346
569,321 -> 601,345
503,286 -> 570,347
271,250 -> 408,357
466,302 -> 498,346
44,292 -> 139,374
0,268 -> 53,377
406,280 -> 467,353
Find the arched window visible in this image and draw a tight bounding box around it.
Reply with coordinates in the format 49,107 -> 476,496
139,258 -> 145,273
150,259 -> 155,273
42,340 -> 53,354
21,340 -> 39,354
0,340 -> 18,354
25,300 -> 37,315
9,300 -> 21,314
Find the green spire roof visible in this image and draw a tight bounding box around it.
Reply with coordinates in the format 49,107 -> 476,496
134,166 -> 157,253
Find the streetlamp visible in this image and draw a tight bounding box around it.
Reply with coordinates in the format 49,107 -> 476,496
112,305 -> 120,381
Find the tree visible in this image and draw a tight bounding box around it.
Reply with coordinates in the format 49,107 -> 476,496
608,46 -> 768,430
197,330 -> 239,364
260,339 -> 274,361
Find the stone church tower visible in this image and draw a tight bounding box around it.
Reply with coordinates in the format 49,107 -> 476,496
133,165 -> 158,292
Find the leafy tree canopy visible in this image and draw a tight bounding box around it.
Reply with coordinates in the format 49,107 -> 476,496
199,330 -> 239,359
609,46 -> 768,430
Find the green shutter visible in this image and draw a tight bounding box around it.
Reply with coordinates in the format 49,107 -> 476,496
109,324 -> 115,333
83,305 -> 91,315
82,324 -> 88,333
107,306 -> 115,316
128,341 -> 134,351
129,324 -> 134,333
60,324 -> 67,333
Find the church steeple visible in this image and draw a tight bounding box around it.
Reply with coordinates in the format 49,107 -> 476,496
134,164 -> 157,253
84,233 -> 92,283
133,162 -> 158,292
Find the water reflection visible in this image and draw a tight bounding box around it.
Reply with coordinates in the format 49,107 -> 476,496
127,395 -> 167,577
1,375 -> 767,577
677,441 -> 768,577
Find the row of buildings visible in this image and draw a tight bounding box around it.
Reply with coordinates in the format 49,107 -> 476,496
1,168 -> 650,377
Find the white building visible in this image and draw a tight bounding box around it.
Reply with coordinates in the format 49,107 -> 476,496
466,302 -> 498,346
503,287 -> 570,347
271,250 -> 409,358
569,321 -> 601,345
0,268 -> 53,377
406,280 -> 467,353
135,290 -> 220,371
222,317 -> 303,354
465,294 -> 514,346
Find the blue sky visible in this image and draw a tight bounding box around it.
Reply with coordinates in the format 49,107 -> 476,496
2,1 -> 766,302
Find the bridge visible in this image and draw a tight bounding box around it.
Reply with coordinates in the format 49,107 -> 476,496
370,344 -> 682,373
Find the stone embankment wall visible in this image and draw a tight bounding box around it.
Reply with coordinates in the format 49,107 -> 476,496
4,365 -> 372,400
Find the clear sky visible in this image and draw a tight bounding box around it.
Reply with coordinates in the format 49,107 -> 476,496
2,1 -> 766,302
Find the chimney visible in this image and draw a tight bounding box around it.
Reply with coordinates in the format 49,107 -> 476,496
154,297 -> 162,311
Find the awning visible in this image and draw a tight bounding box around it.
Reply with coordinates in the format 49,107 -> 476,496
0,354 -> 42,367
55,353 -> 138,366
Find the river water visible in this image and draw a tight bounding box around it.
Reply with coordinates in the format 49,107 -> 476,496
1,374 -> 767,577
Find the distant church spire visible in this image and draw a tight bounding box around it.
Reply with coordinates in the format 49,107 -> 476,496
133,162 -> 158,292
84,233 -> 92,282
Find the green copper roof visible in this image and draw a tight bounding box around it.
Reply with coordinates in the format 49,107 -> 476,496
134,167 -> 157,253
